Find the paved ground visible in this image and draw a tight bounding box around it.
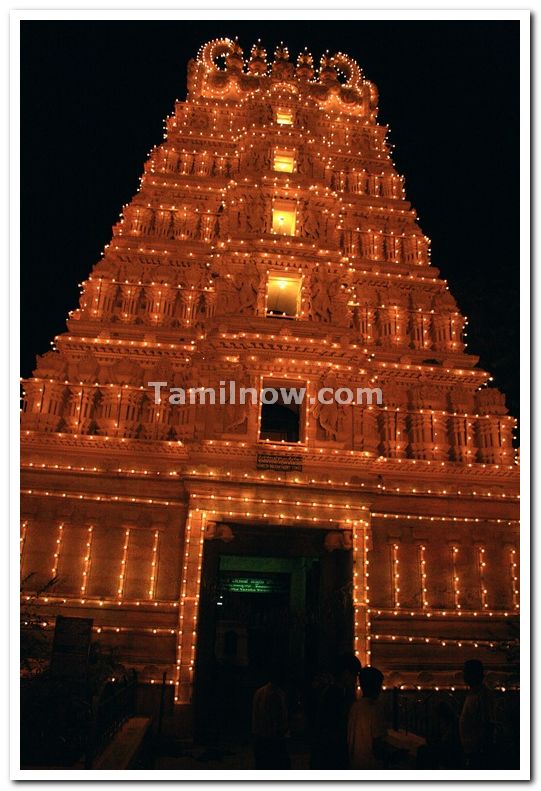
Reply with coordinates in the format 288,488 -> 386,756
152,737 -> 310,770
150,731 -> 423,771
93,717 -> 152,769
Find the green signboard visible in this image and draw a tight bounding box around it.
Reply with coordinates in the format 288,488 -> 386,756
219,573 -> 289,594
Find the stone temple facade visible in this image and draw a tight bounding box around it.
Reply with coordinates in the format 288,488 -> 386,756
21,39 -> 519,717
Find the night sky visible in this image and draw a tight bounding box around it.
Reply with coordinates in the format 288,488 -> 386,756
20,20 -> 520,420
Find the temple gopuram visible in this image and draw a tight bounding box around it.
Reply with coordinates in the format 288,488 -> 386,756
21,38 -> 519,728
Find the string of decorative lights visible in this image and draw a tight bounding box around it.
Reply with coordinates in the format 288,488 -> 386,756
382,684 -> 518,692
20,486 -> 519,525
148,530 -> 160,599
22,592 -> 179,608
477,546 -> 489,610
22,489 -> 181,508
21,425 -> 516,469
419,545 -> 429,609
60,334 -> 195,352
20,460 -> 519,500
372,512 -> 518,525
80,525 -> 93,595
20,520 -> 28,570
22,583 -> 519,619
352,519 -> 371,663
51,523 -> 64,577
371,633 -> 515,650
87,237 -> 441,284
22,430 -> 185,448
391,543 -> 400,608
510,548 -> 519,610
174,510 -> 207,703
28,612 -> 520,647
451,545 -> 461,610
369,608 -> 518,618
117,529 -> 130,598
190,491 -> 368,513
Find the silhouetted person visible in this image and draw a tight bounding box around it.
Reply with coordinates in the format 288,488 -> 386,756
310,653 -> 361,769
348,666 -> 387,769
416,701 -> 464,769
459,659 -> 495,768
252,664 -> 290,769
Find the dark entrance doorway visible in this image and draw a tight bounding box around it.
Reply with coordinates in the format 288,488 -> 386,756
194,524 -> 353,740
260,399 -> 300,442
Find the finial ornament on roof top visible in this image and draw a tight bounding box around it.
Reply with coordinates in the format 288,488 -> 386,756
297,48 -> 313,66
319,52 -> 339,84
249,42 -> 268,74
272,42 -> 294,79
331,52 -> 362,88
193,38 -> 375,116
198,37 -> 244,73
296,49 -> 314,80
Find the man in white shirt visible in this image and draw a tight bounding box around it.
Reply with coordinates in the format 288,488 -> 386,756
348,666 -> 387,769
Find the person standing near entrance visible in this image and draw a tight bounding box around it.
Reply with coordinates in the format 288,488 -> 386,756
310,653 -> 362,769
252,664 -> 290,769
347,666 -> 387,769
459,659 -> 495,768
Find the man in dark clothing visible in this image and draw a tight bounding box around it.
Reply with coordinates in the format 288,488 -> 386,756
459,659 -> 495,769
310,653 -> 362,769
416,701 -> 464,769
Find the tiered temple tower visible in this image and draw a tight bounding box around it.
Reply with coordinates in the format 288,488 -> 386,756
21,39 -> 519,715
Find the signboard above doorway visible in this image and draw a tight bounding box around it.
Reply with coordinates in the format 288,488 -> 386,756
256,452 -> 303,472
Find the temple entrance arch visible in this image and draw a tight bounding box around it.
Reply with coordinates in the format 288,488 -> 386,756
172,478 -> 371,720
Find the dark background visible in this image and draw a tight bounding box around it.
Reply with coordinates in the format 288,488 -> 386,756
20,20 -> 520,421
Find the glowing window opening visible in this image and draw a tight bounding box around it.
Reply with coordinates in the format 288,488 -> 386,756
276,109 -> 293,125
272,202 -> 296,236
273,148 -> 296,173
266,274 -> 302,318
